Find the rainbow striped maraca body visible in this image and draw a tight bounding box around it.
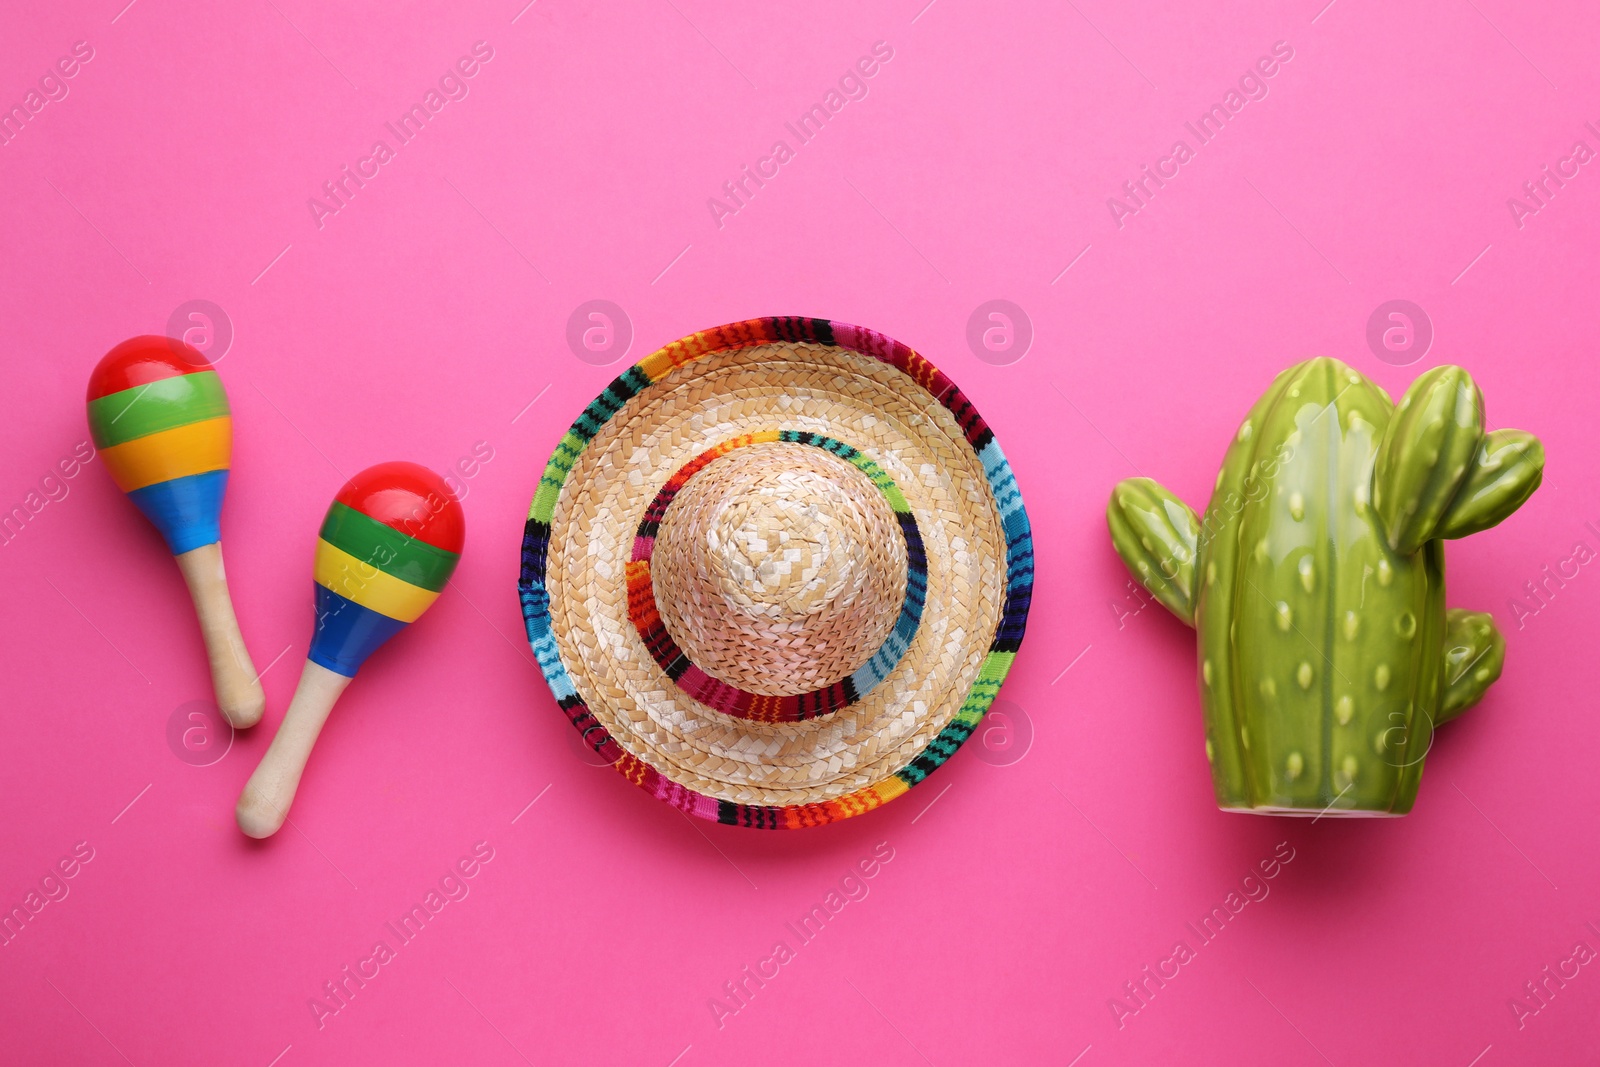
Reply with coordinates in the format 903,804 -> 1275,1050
310,462 -> 464,677
87,337 -> 231,554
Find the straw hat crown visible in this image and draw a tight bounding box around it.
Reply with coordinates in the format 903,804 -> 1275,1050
650,441 -> 909,698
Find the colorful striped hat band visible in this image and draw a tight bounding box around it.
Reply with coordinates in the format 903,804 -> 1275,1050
519,318 -> 1033,828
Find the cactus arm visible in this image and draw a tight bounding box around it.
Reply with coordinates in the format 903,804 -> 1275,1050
1434,429 -> 1544,540
1107,477 -> 1199,626
1438,609 -> 1506,724
1372,366 -> 1485,555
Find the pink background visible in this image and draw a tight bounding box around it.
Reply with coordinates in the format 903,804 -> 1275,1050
3,0 -> 1599,1063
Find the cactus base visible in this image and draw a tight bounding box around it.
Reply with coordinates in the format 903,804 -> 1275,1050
1221,806 -> 1406,819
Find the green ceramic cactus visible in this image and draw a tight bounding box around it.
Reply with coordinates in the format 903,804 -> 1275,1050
1108,358 -> 1543,816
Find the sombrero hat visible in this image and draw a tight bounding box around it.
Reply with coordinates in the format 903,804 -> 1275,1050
519,317 -> 1033,828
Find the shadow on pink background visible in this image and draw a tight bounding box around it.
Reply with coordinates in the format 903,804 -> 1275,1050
3,0 -> 1599,1064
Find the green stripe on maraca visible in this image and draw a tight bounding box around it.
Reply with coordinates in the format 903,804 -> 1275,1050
318,501 -> 460,593
87,370 -> 230,449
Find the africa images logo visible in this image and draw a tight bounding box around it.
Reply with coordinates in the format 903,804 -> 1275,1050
1505,119 -> 1600,230
306,42 -> 496,230
0,40 -> 95,149
307,842 -> 495,1030
705,41 -> 895,230
706,842 -> 896,1030
1106,40 -> 1296,229
1107,841 -> 1296,1029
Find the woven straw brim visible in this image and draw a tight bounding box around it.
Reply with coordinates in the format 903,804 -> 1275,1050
520,318 -> 1033,828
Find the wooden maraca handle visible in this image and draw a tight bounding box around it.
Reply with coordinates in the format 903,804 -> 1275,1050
236,659 -> 350,838
174,542 -> 265,729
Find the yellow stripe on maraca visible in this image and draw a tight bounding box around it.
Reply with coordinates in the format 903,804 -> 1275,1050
99,416 -> 232,494
313,539 -> 440,623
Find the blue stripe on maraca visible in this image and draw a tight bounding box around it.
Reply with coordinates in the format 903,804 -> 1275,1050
125,470 -> 228,554
308,583 -> 408,677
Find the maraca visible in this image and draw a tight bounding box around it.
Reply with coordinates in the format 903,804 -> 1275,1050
236,462 -> 464,838
88,336 -> 264,728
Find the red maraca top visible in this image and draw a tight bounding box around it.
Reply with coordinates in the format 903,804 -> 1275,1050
87,335 -> 213,401
334,461 -> 465,554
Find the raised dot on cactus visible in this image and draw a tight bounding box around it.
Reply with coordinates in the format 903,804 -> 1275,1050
1238,421 -> 1253,442
1296,662 -> 1313,689
1341,755 -> 1359,781
1343,611 -> 1360,640
1336,695 -> 1354,725
1254,538 -> 1269,563
1377,560 -> 1393,587
1202,659 -> 1213,685
1475,667 -> 1492,683
1215,468 -> 1226,490
1395,612 -> 1416,639
1285,751 -> 1304,779
1259,677 -> 1277,699
1289,492 -> 1305,520
1205,739 -> 1215,763
1375,664 -> 1391,691
1298,556 -> 1315,592
1373,730 -> 1388,754
1140,536 -> 1154,552
1241,726 -> 1251,749
1275,602 -> 1292,631
1353,484 -> 1369,514
1206,562 -> 1217,586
